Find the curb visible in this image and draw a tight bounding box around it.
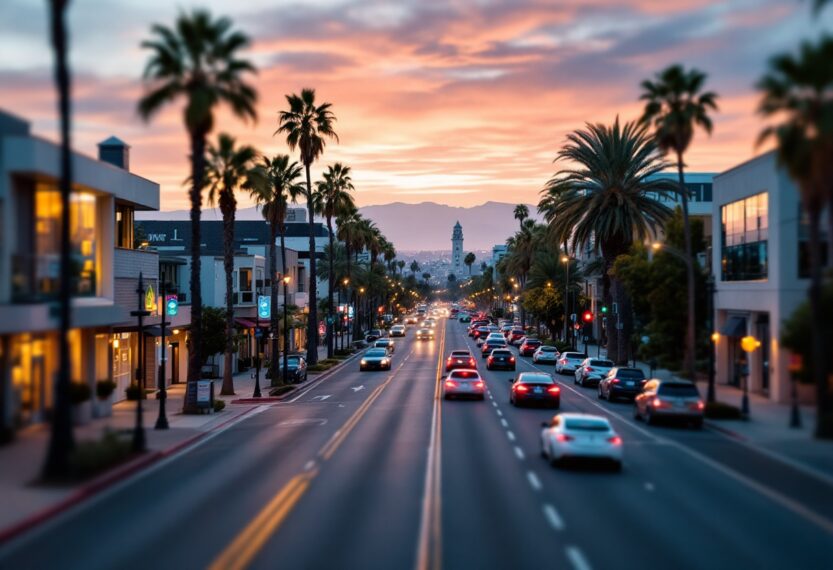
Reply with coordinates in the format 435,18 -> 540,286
704,420 -> 748,441
0,405 -> 260,546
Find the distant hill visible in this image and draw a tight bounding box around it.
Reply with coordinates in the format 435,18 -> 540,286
137,201 -> 538,251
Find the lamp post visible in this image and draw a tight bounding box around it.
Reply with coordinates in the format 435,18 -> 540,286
155,279 -> 169,430
561,255 -> 570,345
283,274 -> 291,385
740,335 -> 760,418
253,309 -> 262,398
358,287 -> 365,339
130,273 -> 150,452
706,276 -> 716,404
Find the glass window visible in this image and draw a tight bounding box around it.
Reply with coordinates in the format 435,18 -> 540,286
564,419 -> 610,431
797,205 -> 830,278
115,205 -> 134,249
239,268 -> 252,291
658,383 -> 700,397
721,192 -> 768,281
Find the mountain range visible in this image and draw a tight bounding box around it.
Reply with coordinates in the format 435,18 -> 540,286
137,201 -> 538,251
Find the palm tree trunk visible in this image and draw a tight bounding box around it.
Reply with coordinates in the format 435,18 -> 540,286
677,152 -> 697,381
183,131 -> 206,410
326,215 -> 335,359
280,227 -> 289,385
807,209 -> 832,438
345,244 -> 352,350
827,204 -> 833,270
304,164 -> 318,365
268,227 -> 279,386
43,0 -> 74,478
220,199 -> 235,395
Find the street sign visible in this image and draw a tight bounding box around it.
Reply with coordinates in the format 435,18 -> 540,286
165,295 -> 179,316
255,329 -> 263,338
326,316 -> 334,325
258,296 -> 271,319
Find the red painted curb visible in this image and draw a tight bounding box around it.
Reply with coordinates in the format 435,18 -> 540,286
0,405 -> 259,546
231,397 -> 286,404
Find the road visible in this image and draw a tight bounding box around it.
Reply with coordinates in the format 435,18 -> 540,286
1,317 -> 832,569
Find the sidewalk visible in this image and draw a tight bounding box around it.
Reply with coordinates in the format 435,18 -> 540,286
0,368 -> 262,541
608,351 -> 833,480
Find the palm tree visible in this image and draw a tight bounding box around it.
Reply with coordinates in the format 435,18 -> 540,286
139,10 -> 257,404
422,272 -> 431,284
43,0 -> 75,479
758,37 -> 833,438
513,204 -> 529,229
312,163 -> 356,358
539,118 -> 677,364
505,219 -> 543,326
410,260 -> 420,276
253,155 -> 304,385
276,89 -> 338,365
397,260 -> 405,275
204,134 -> 261,395
464,252 -> 476,275
639,64 -> 718,381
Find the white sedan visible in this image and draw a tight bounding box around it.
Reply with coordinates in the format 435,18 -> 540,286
443,369 -> 486,400
540,413 -> 622,470
532,346 -> 559,364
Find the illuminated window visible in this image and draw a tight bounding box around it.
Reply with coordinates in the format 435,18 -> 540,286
720,192 -> 768,281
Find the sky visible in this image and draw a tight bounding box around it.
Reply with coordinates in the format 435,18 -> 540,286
1,0 -> 831,210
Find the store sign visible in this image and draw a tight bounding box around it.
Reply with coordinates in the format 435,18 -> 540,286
165,295 -> 179,316
145,284 -> 156,311
258,296 -> 271,319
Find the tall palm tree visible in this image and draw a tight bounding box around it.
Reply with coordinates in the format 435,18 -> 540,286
139,10 -> 257,405
410,260 -> 420,276
639,64 -> 718,381
253,155 -> 304,385
312,163 -> 356,358
505,219 -> 543,326
204,133 -> 261,395
43,0 -> 75,479
758,37 -> 833,438
513,204 -> 529,229
464,252 -> 476,275
539,118 -> 677,364
397,260 -> 405,275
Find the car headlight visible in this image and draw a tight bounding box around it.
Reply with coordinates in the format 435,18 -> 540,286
360,359 -> 367,365
382,358 -> 389,364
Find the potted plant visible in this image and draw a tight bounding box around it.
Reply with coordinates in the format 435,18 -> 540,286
70,382 -> 93,425
125,383 -> 145,401
94,379 -> 117,418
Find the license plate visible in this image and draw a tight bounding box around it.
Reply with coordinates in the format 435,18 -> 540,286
626,381 -> 634,386
534,387 -> 543,394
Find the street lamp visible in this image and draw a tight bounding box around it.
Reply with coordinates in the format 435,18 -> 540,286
282,274 -> 291,385
561,255 -> 571,346
740,335 -> 761,418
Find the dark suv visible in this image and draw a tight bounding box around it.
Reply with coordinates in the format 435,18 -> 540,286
598,367 -> 647,400
518,338 -> 542,356
481,338 -> 508,358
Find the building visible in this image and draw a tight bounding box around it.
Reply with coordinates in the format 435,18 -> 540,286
451,221 -> 464,278
0,109 -> 160,434
712,151 -> 828,404
647,171 -> 717,247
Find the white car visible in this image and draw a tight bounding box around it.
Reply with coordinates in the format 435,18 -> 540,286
443,369 -> 486,400
389,324 -> 406,337
555,352 -> 588,374
532,346 -> 559,364
540,413 -> 623,470
574,358 -> 614,387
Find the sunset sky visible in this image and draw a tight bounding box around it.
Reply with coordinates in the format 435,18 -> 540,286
1,0 -> 831,210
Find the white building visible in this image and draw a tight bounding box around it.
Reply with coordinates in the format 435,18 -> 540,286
0,109 -> 160,433
712,151 -> 826,404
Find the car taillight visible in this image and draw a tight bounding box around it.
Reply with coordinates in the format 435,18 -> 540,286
469,358 -> 476,366
509,357 -> 515,362
447,357 -> 453,363
585,367 -> 593,372
611,379 -> 620,384
652,397 -> 670,409
556,433 -> 574,442
474,381 -> 484,388
547,386 -> 560,394
487,357 -> 493,363
515,384 -> 529,392
607,436 -> 622,445
691,400 -> 705,411
445,380 -> 457,388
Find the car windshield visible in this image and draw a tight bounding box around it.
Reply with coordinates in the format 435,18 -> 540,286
564,418 -> 610,431
451,351 -> 470,357
366,349 -> 387,357
280,356 -> 301,366
617,369 -> 646,379
540,346 -> 556,352
491,350 -> 511,356
486,340 -> 505,346
659,384 -> 700,397
369,330 -> 381,336
519,373 -> 552,384
590,360 -> 613,367
525,340 -> 541,345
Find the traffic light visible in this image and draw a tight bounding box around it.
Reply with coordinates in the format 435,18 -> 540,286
600,305 -> 608,315
582,310 -> 593,323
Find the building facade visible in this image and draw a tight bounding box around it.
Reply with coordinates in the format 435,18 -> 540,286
0,110 -> 160,435
451,221 -> 464,278
712,151 -> 827,404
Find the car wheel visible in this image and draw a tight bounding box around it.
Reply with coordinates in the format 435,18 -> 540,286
444,393 -> 452,400
597,386 -> 604,399
633,403 -> 641,420
645,408 -> 654,425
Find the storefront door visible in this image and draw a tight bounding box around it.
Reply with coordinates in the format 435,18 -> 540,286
170,343 -> 180,384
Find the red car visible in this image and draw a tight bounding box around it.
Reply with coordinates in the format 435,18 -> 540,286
519,338 -> 543,356
507,329 -> 526,345
446,350 -> 477,372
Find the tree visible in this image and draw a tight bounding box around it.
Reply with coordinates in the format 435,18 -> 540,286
410,260 -> 420,276
253,155 -> 304,385
758,37 -> 833,437
139,10 -> 257,407
43,0 -> 75,478
201,307 -> 228,366
464,252 -> 476,275
312,163 -> 356,358
422,272 -> 431,283
204,133 -> 262,395
397,260 -> 405,274
539,118 -> 677,364
276,88 -> 338,365
504,219 -> 544,327
513,204 -> 529,229
639,64 -> 718,382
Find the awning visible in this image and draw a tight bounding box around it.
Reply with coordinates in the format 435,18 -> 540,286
720,316 -> 746,337
145,325 -> 174,338
235,318 -> 267,329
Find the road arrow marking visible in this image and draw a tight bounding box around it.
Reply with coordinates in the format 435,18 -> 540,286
351,385 -> 365,392
312,395 -> 331,401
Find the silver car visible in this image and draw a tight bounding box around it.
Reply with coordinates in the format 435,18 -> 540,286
634,380 -> 704,428
555,352 -> 588,374
574,358 -> 614,387
532,346 -> 559,364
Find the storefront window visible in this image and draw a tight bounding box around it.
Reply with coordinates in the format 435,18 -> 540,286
721,192 -> 768,281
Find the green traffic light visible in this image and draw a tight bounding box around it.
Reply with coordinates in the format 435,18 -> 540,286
601,305 -> 608,313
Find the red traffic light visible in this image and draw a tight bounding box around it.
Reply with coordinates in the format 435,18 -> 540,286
582,310 -> 593,322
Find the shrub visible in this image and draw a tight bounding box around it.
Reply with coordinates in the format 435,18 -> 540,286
213,399 -> 225,413
269,385 -> 295,397
68,431 -> 133,480
704,401 -> 742,420
125,384 -> 145,401
554,340 -> 572,353
69,382 -> 92,405
96,380 -> 117,400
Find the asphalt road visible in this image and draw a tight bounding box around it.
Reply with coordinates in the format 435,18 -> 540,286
1,317 -> 832,570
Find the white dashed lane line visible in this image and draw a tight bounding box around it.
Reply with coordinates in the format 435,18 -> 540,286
543,503 -> 565,531
526,470 -> 542,492
566,546 -> 592,570
507,431 -> 516,442
496,409 -> 503,417
514,446 -> 525,460
500,418 -> 508,428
